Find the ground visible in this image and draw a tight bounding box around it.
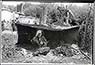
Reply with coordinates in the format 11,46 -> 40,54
1,30 -> 92,64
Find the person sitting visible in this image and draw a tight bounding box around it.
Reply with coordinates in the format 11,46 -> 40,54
31,30 -> 48,48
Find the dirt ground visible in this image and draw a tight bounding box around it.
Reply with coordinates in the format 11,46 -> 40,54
1,30 -> 92,64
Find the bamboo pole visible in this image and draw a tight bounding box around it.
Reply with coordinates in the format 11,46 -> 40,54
93,2 -> 95,64
0,1 -> 2,62
85,3 -> 93,64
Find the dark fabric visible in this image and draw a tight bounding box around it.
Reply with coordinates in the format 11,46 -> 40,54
15,23 -> 79,49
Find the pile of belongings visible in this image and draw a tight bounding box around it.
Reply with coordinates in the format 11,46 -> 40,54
52,44 -> 79,57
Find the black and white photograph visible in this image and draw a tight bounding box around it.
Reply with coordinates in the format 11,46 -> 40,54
1,1 -> 94,64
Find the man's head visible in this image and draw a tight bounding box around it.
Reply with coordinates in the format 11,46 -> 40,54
36,30 -> 42,37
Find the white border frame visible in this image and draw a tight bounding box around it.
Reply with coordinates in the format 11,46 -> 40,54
0,1 -> 94,65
